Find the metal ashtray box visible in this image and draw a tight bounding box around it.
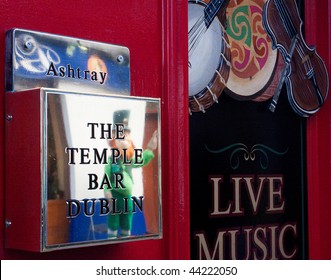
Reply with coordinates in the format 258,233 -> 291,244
5,88 -> 162,251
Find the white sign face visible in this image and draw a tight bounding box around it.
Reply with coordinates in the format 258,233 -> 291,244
44,89 -> 161,250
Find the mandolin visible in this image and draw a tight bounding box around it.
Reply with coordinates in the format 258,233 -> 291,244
263,0 -> 329,117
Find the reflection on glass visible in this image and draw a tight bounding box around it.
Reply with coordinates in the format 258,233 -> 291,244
45,90 -> 161,250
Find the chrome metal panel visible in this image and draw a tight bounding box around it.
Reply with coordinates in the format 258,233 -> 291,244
6,29 -> 130,95
42,89 -> 161,251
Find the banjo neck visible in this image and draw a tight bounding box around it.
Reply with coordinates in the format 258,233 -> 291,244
204,0 -> 225,28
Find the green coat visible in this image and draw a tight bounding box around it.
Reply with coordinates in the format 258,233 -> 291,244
104,149 -> 155,197
104,149 -> 155,233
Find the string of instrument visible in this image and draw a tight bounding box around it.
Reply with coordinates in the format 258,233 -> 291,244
188,0 -> 329,117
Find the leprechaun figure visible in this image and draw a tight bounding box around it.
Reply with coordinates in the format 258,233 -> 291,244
104,110 -> 157,238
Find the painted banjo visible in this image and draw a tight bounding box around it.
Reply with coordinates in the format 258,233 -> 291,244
188,0 -> 231,113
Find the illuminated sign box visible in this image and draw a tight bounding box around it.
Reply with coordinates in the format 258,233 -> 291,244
5,88 -> 162,251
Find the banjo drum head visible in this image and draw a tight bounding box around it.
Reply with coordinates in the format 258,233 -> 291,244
189,1 -> 225,105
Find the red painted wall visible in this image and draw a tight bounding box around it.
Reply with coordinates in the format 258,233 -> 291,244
305,0 -> 331,260
0,0 -> 189,259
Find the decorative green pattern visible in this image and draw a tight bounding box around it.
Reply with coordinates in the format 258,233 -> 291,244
226,6 -> 251,47
205,143 -> 289,170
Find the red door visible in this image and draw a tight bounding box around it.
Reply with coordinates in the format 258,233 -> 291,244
305,0 -> 331,260
0,0 -> 190,260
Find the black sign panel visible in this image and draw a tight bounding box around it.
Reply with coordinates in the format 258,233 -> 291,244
190,92 -> 308,260
189,0 -> 310,260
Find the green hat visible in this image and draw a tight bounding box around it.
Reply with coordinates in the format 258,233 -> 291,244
113,110 -> 130,131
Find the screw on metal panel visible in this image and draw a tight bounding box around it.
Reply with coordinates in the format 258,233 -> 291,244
24,40 -> 33,50
5,220 -> 12,228
6,114 -> 13,121
117,55 -> 124,63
